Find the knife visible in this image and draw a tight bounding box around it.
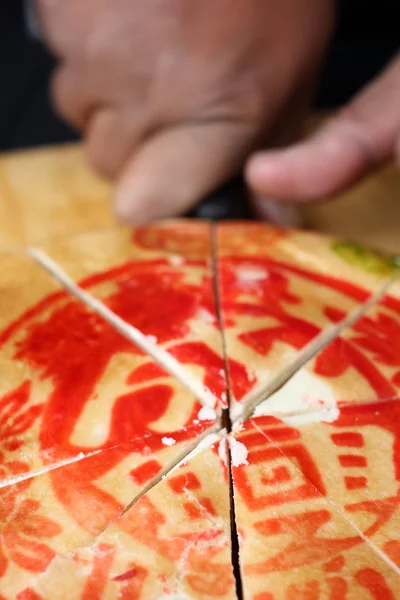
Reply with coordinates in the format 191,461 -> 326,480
188,174 -> 304,228
188,176 -> 254,221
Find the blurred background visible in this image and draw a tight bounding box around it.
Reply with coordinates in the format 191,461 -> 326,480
1,0 -> 398,152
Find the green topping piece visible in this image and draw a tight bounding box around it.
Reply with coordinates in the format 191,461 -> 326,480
332,242 -> 400,275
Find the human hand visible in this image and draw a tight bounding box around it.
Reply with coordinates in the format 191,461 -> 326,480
37,0 -> 335,223
247,51 -> 400,206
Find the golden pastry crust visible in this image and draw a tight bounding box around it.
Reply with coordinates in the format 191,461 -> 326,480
0,251 -> 215,482
1,220 -> 399,598
14,442 -> 235,600
36,222 -> 227,409
216,222 -> 399,416
255,292 -> 400,418
232,417 -> 400,599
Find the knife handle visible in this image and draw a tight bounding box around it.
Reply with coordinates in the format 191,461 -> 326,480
188,176 -> 254,221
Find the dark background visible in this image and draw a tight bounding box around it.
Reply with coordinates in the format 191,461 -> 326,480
0,0 -> 399,152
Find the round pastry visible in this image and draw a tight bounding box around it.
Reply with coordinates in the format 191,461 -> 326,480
0,221 -> 399,599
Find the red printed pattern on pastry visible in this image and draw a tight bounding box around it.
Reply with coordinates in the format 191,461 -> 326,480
0,269 -> 217,583
314,304 -> 400,399
218,255 -> 400,402
233,417 -> 400,598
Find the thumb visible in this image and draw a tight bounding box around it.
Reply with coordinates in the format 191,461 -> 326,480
113,121 -> 254,224
246,51 -> 400,203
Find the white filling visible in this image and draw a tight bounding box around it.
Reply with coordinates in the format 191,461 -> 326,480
229,438 -> 249,467
198,405 -> 217,421
161,437 -> 176,446
218,439 -> 227,466
254,369 -> 338,419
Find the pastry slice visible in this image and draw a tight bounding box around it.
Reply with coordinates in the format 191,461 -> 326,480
0,430 -> 220,598
216,222 -> 399,418
254,289 -> 400,419
250,398 -> 400,571
0,251 -> 216,484
14,437 -> 236,600
32,221 -> 228,409
231,418 -> 400,599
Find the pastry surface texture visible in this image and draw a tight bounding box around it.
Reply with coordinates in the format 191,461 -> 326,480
0,220 -> 399,598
